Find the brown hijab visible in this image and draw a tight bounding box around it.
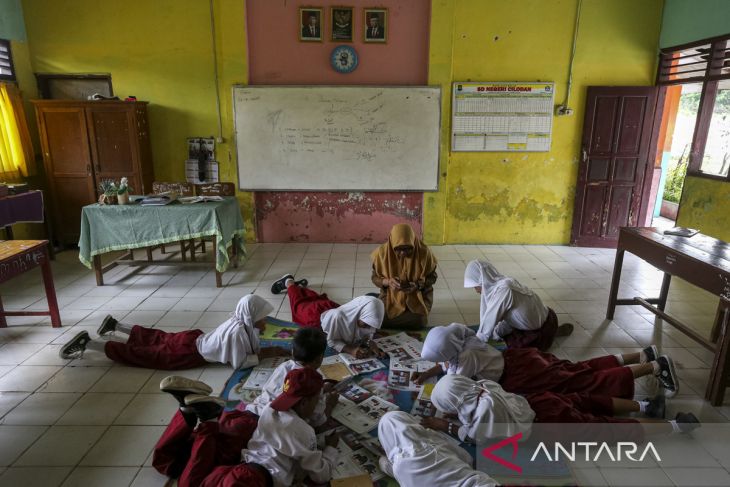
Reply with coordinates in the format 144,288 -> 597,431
371,224 -> 437,318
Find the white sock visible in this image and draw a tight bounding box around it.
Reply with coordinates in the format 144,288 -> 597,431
86,340 -> 106,353
639,350 -> 647,363
638,400 -> 649,413
651,361 -> 661,374
285,278 -> 295,287
669,420 -> 681,433
116,322 -> 134,334
614,354 -> 625,366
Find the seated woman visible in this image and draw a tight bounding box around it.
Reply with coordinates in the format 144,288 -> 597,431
415,323 -> 680,398
370,223 -> 438,329
377,411 -> 497,487
425,375 -> 699,445
464,259 -> 573,350
271,276 -> 386,358
59,295 -> 287,369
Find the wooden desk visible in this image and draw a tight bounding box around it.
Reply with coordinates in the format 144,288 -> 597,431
0,240 -> 61,328
606,227 -> 730,405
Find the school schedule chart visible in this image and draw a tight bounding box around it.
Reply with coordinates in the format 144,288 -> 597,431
451,82 -> 555,152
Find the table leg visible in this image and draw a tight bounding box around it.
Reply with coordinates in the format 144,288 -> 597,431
0,294 -> 6,328
40,248 -> 62,328
180,242 -> 187,262
712,301 -> 724,343
606,249 -> 625,320
658,273 -> 672,312
146,247 -> 153,262
706,299 -> 730,406
214,235 -> 222,288
232,235 -> 239,269
93,254 -> 104,286
4,225 -> 13,240
189,239 -> 196,262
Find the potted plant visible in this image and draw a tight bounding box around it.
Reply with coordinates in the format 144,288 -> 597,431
98,179 -> 118,205
117,177 -> 132,205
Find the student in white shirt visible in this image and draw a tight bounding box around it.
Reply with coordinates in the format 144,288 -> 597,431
425,375 -> 700,445
243,368 -> 340,487
377,411 -> 497,487
246,328 -> 337,425
59,294 -> 287,369
414,323 -> 680,398
464,259 -> 573,350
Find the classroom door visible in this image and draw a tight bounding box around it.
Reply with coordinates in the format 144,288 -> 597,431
570,86 -> 659,247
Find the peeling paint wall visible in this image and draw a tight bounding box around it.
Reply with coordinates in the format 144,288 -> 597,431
677,177 -> 730,242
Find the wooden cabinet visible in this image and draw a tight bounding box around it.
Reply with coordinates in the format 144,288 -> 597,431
33,100 -> 154,245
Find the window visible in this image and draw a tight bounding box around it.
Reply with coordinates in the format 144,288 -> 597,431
659,35 -> 730,181
0,39 -> 15,82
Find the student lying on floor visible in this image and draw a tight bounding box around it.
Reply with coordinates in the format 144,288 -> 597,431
464,259 -> 573,349
271,275 -> 386,358
414,323 -> 680,398
377,411 -> 497,487
242,367 -> 340,487
370,223 -> 438,329
153,375 -> 271,487
424,375 -> 699,445
246,328 -> 338,426
59,294 -> 288,369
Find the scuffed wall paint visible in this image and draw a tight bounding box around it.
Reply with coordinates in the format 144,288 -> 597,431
677,176 -> 730,242
255,192 -> 422,242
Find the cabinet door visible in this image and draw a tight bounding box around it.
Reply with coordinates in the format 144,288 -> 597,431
37,107 -> 96,244
86,105 -> 139,187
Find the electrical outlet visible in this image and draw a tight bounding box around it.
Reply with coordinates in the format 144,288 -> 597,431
555,105 -> 574,116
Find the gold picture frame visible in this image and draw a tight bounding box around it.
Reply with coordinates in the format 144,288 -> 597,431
331,6 -> 354,42
299,7 -> 324,42
363,8 -> 387,43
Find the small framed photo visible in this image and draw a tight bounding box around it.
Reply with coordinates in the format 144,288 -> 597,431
299,7 -> 323,42
330,6 -> 354,42
363,8 -> 387,43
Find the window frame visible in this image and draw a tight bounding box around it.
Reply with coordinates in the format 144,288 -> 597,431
0,39 -> 16,82
658,34 -> 730,181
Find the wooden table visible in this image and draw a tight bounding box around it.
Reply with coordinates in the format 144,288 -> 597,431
0,240 -> 61,328
606,227 -> 730,405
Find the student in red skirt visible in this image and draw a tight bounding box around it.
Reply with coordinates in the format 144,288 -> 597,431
271,275 -> 386,358
464,259 -> 574,350
152,375 -> 273,487
425,375 -> 699,446
414,323 -> 680,399
59,295 -> 287,369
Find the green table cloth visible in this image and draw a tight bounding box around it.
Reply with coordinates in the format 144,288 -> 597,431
78,197 -> 246,272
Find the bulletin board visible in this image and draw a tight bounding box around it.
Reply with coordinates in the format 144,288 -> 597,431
451,81 -> 555,152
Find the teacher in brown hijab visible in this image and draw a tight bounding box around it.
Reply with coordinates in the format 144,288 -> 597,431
371,224 -> 438,329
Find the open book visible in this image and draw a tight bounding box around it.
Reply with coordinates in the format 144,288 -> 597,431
179,195 -> 225,204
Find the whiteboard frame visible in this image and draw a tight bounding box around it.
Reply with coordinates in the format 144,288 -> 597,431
232,84 -> 442,192
451,81 -> 555,153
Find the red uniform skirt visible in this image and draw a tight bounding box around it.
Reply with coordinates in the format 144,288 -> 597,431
503,307 -> 558,351
104,325 -> 208,370
287,285 -> 339,328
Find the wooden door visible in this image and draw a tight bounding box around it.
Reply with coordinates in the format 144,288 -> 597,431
571,87 -> 659,247
36,106 -> 96,244
86,105 -> 141,191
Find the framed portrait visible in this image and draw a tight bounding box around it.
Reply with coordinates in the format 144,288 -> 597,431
299,7 -> 323,42
330,6 -> 354,42
363,8 -> 387,43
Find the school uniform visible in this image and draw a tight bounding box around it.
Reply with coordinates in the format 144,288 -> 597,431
152,409 -> 269,487
105,295 -> 272,370
243,406 -> 337,487
287,285 -> 340,328
378,411 -> 497,487
320,296 -> 384,352
464,259 -> 558,350
422,324 -> 634,399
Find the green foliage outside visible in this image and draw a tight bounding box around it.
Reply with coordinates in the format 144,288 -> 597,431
663,158 -> 687,204
679,90 -> 730,115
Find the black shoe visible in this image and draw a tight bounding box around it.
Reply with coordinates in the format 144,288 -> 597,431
644,395 -> 666,419
656,355 -> 679,397
59,331 -> 91,359
642,345 -> 659,364
675,412 -> 701,433
97,315 -> 118,336
556,323 -> 574,337
294,278 -> 308,288
160,376 -> 213,407
270,274 -> 294,295
185,394 -> 226,422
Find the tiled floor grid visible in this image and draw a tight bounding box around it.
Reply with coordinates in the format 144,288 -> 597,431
0,243 -> 725,486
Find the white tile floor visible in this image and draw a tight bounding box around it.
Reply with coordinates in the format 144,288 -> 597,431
0,242 -> 725,486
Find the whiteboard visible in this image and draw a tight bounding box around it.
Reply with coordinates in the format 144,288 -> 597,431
451,82 -> 554,152
233,86 -> 441,191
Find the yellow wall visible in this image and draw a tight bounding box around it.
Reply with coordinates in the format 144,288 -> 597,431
20,0 -> 663,244
677,176 -> 730,241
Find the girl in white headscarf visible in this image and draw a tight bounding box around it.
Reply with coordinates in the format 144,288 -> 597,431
320,296 -> 386,357
377,411 -> 497,487
60,295 -> 288,369
464,259 -> 573,350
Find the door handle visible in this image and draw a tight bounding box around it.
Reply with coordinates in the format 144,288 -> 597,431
86,164 -> 92,175
582,148 -> 588,162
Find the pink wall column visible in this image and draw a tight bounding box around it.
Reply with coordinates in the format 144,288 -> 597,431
246,0 -> 431,242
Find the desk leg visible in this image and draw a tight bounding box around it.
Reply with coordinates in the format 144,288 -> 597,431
706,301 -> 730,406
40,250 -> 62,328
4,225 -> 13,240
146,247 -> 153,262
658,273 -> 672,312
0,295 -> 6,328
214,235 -> 222,288
606,249 -> 625,320
93,255 -> 104,286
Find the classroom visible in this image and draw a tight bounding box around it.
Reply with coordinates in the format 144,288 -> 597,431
0,0 -> 729,485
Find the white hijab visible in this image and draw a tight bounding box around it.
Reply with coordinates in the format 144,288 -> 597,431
431,375 -> 534,442
378,411 -> 497,487
321,295 -> 384,344
464,259 -> 534,296
421,323 -> 488,366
